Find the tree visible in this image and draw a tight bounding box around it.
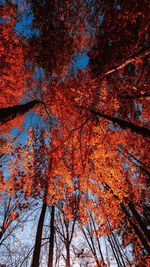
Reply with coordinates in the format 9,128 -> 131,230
89,0 -> 149,76
1,0 -> 150,265
0,100 -> 41,125
0,3 -> 31,108
31,197 -> 47,267
48,205 -> 55,267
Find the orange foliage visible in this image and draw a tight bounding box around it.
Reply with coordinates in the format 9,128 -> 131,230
1,0 -> 149,265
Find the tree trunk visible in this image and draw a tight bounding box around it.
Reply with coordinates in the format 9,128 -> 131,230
105,47 -> 150,75
0,100 -> 40,125
90,214 -> 105,265
128,201 -> 150,242
143,204 -> 150,224
121,93 -> 150,100
103,182 -> 150,253
123,147 -> 150,178
120,203 -> 150,254
89,109 -> 150,139
107,220 -> 126,267
0,226 -> 5,242
31,200 -> 47,267
107,234 -> 122,267
94,256 -> 101,267
66,242 -> 71,267
48,205 -> 55,267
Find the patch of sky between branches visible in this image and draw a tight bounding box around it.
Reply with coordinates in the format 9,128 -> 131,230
11,112 -> 51,146
33,67 -> 45,80
15,12 -> 40,38
98,15 -> 104,24
68,53 -> 89,76
124,163 -> 129,169
0,17 -> 10,24
108,123 -> 121,132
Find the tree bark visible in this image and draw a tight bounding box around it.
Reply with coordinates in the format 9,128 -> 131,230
107,220 -> 126,267
121,93 -> 150,100
120,203 -> 150,254
0,100 -> 40,125
90,213 -> 105,265
48,205 -> 55,267
128,201 -> 150,242
0,226 -> 5,242
120,145 -> 150,179
105,47 -> 150,75
89,109 -> 150,139
66,242 -> 71,267
107,234 -> 122,267
31,200 -> 47,267
103,183 -> 150,253
80,222 -> 102,267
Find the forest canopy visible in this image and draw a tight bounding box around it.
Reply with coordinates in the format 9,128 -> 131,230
0,0 -> 150,266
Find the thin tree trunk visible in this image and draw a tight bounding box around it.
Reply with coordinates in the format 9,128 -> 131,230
88,219 -> 102,267
48,205 -> 55,267
0,226 -> 5,242
77,105 -> 150,139
80,222 -> 102,266
103,182 -> 150,253
66,242 -> 71,267
80,224 -> 96,257
114,232 -> 132,267
120,144 -> 150,188
95,256 -> 101,267
107,220 -> 126,267
112,234 -> 126,267
107,234 -> 122,267
0,100 -> 40,124
0,200 -> 11,243
105,47 -> 150,75
128,201 -> 150,242
121,93 -> 150,100
120,145 -> 150,179
143,204 -> 150,224
120,203 -> 150,254
89,109 -> 150,139
90,213 -> 105,265
31,200 -> 47,267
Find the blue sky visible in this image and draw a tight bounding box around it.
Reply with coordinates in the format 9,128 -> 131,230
15,12 -> 40,37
